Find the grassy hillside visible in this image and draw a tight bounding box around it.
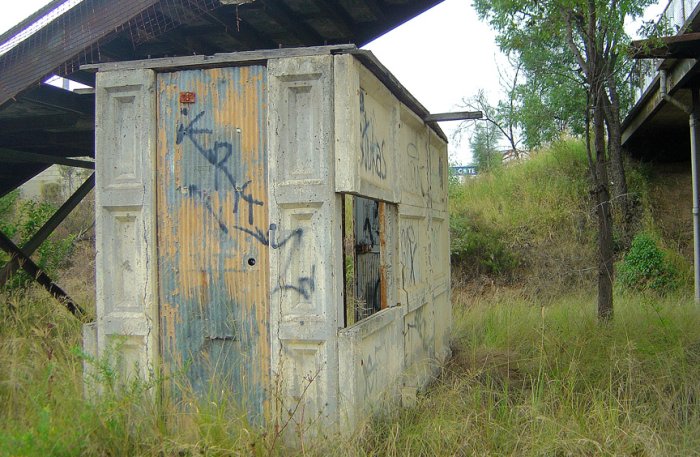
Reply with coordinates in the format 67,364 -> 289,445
449,139 -> 692,298
348,140 -> 700,456
2,139 -> 700,455
450,140 -> 596,295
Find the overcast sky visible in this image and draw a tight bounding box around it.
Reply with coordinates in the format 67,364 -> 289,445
363,0 -> 504,164
0,0 -> 666,165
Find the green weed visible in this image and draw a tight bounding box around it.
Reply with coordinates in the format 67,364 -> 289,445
449,139 -> 596,294
0,192 -> 75,290
617,232 -> 681,293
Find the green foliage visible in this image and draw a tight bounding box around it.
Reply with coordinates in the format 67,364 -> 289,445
449,139 -> 595,292
617,232 -> 679,293
4,275 -> 700,456
450,211 -> 517,277
0,190 -> 19,239
470,122 -> 503,172
0,193 -> 75,290
516,73 -> 587,149
0,289 -> 266,457
473,0 -> 653,149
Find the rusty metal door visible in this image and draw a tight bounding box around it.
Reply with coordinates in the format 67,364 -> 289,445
156,66 -> 269,420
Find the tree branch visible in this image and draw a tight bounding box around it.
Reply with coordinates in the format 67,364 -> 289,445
566,14 -> 590,77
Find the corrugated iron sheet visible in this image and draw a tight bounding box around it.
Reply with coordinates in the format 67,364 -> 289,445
157,65 -> 269,421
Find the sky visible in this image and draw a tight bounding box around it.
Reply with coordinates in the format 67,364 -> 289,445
362,0 -> 504,164
0,0 -> 667,165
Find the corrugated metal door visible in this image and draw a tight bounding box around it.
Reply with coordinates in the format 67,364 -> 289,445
156,66 -> 269,420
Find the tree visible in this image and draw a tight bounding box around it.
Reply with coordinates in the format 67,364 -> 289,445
58,165 -> 75,197
474,0 -> 653,320
516,60 -> 588,149
458,56 -> 524,159
470,121 -> 502,172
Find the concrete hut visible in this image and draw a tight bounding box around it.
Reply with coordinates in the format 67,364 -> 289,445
84,44 -> 451,429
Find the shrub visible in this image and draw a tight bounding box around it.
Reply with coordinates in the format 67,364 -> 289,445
617,232 -> 678,293
450,211 -> 518,278
448,139 -> 592,289
0,193 -> 75,290
0,190 -> 19,240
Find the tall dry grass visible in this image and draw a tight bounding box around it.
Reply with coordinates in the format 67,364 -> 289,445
336,291 -> 700,456
0,287 -> 273,456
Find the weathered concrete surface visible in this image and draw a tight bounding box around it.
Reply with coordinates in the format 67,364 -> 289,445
333,55 -> 451,428
338,307 -> 404,428
267,54 -> 343,431
90,68 -> 159,386
89,48 -> 450,432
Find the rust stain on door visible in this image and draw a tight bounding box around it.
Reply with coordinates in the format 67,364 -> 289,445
157,66 -> 270,421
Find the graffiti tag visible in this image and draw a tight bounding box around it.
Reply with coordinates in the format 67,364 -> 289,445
359,91 -> 387,180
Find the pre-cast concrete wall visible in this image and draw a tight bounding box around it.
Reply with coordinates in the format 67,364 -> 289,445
87,47 -> 450,432
335,55 -> 451,428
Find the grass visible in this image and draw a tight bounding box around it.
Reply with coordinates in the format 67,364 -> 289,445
344,290 -> 700,456
2,138 -> 700,454
0,288 -> 269,457
449,138 -> 691,299
449,139 -> 591,235
4,286 -> 700,456
449,139 -> 599,295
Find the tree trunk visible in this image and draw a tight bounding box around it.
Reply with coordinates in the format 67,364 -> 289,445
603,87 -> 633,244
594,94 -> 614,321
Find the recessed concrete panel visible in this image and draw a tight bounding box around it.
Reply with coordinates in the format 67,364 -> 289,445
93,69 -> 158,386
268,54 -> 342,429
338,307 -> 403,428
399,106 -> 430,209
334,55 -> 400,203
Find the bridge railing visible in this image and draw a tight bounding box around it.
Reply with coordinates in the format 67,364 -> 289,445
630,0 -> 699,101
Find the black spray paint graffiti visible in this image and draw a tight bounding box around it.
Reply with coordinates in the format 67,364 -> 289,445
406,304 -> 433,356
233,223 -> 303,249
355,197 -> 379,251
177,110 -> 263,225
175,109 -> 315,301
180,186 -> 302,252
260,224 -> 316,300
406,143 -> 427,198
270,223 -> 316,301
360,344 -> 383,396
276,264 -> 316,301
400,226 -> 418,286
359,91 -> 387,180
185,184 -> 230,234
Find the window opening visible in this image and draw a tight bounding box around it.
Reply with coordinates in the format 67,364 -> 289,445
343,194 -> 386,327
